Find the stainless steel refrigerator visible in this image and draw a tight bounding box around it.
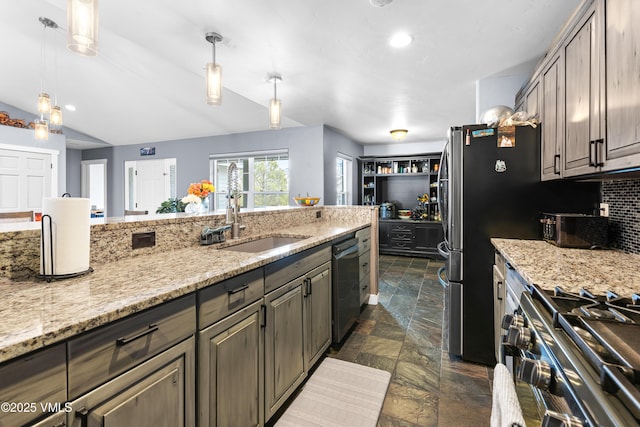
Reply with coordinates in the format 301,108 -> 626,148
437,124 -> 600,365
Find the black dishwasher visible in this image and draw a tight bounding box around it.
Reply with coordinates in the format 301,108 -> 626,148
332,237 -> 360,344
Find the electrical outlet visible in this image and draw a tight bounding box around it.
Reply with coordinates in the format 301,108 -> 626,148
599,203 -> 609,217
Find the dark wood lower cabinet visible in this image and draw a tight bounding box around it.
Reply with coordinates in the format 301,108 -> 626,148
379,219 -> 444,258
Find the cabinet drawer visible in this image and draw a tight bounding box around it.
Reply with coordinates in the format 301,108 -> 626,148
68,294 -> 196,399
265,245 -> 331,294
390,224 -> 411,233
390,231 -> 412,241
391,240 -> 413,250
360,275 -> 370,305
199,268 -> 264,328
0,343 -> 66,427
358,251 -> 370,279
355,227 -> 371,254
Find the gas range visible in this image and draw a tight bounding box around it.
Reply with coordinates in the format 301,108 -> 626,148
502,284 -> 640,426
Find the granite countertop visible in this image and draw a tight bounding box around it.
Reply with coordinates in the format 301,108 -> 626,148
0,221 -> 367,364
491,238 -> 640,295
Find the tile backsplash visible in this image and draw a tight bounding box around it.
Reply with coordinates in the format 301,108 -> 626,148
601,178 -> 640,254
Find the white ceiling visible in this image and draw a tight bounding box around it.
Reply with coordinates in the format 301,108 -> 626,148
0,0 -> 580,148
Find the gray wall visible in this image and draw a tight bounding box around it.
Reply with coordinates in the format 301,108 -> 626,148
83,125 -> 326,216
322,126 -> 364,205
363,140 -> 445,157
475,74 -> 528,120
65,149 -> 82,197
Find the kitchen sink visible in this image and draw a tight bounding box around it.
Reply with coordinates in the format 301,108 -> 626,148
221,236 -> 309,253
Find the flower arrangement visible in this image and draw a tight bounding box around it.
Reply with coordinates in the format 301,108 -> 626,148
187,180 -> 215,199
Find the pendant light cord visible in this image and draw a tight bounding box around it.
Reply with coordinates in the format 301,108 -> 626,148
40,23 -> 47,119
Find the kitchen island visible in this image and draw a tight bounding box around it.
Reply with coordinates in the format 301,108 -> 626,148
0,206 -> 376,426
0,206 -> 374,363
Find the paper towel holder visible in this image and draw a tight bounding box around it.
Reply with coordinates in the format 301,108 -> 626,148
38,214 -> 93,282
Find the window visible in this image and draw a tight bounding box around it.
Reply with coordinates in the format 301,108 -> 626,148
211,151 -> 289,210
336,154 -> 352,206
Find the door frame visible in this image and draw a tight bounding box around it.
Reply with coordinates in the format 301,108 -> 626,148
81,159 -> 108,217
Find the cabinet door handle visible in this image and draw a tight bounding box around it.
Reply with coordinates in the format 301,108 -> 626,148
228,284 -> 249,295
589,140 -> 597,167
497,280 -> 503,301
116,324 -> 158,346
362,262 -> 368,267
260,304 -> 267,328
553,154 -> 560,175
306,278 -> 312,296
596,138 -> 605,167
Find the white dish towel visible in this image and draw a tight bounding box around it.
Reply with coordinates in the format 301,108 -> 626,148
491,363 -> 526,427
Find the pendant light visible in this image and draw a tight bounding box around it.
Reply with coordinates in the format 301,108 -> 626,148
268,74 -> 282,130
34,120 -> 49,141
36,17 -> 60,141
67,0 -> 99,56
205,32 -> 223,106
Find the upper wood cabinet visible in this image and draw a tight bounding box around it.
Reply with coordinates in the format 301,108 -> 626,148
525,78 -> 541,120
541,54 -> 564,180
520,0 -> 640,178
563,2 -> 605,177
602,0 -> 640,171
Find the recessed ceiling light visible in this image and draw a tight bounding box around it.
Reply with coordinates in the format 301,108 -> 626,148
389,33 -> 413,48
65,104 -> 76,111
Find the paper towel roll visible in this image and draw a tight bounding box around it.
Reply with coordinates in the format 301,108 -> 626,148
40,197 -> 91,276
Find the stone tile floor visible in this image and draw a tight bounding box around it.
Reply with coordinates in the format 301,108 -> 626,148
328,255 -> 494,427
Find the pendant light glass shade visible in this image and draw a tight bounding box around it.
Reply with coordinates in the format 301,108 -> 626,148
34,120 -> 49,140
269,98 -> 281,129
268,74 -> 282,130
205,32 -> 223,106
67,0 -> 99,56
50,105 -> 63,126
206,63 -> 222,105
38,93 -> 51,114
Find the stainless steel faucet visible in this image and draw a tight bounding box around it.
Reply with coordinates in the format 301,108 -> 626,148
226,162 -> 245,239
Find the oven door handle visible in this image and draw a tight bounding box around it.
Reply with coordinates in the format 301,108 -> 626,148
601,364 -> 640,419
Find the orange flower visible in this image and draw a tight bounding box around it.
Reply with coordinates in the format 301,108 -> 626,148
187,180 -> 215,198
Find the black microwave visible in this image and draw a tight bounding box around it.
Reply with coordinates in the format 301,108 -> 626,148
540,213 -> 608,249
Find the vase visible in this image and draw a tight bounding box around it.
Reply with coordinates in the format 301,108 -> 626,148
185,202 -> 199,214
200,196 -> 210,213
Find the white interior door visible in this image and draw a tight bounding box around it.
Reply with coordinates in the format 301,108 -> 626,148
124,158 -> 176,214
0,148 -> 52,212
